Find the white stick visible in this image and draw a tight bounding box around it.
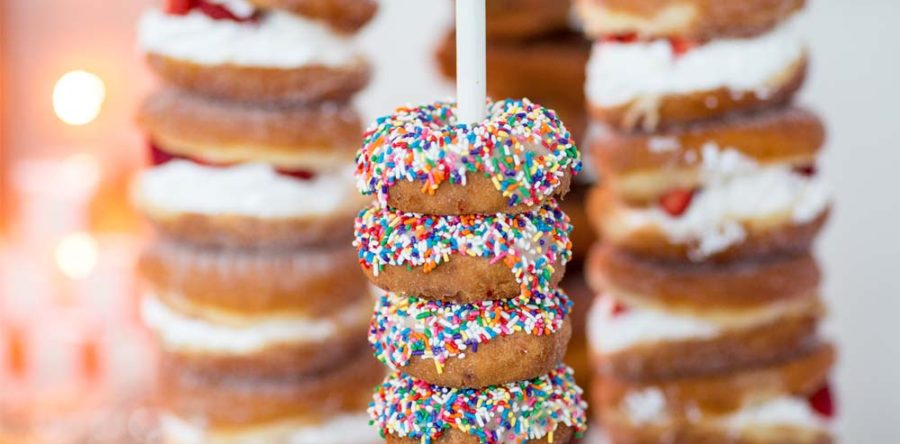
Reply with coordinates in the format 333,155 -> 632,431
455,0 -> 486,124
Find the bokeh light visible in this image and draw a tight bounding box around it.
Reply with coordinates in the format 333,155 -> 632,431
55,232 -> 100,280
52,70 -> 106,126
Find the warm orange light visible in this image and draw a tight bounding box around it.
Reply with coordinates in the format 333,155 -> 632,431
52,70 -> 106,126
55,232 -> 99,280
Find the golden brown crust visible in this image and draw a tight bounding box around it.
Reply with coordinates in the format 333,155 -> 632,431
586,244 -> 820,310
159,328 -> 369,380
248,0 -> 377,33
484,0 -> 572,41
560,184 -> 596,262
589,57 -> 807,131
587,186 -> 829,263
139,89 -> 362,170
387,426 -> 576,444
593,310 -> 821,381
592,107 -> 825,178
146,53 -> 370,104
600,419 -> 831,444
595,343 -> 834,416
386,172 -> 573,216
158,351 -> 382,428
143,207 -> 358,250
401,319 -> 572,389
577,0 -> 806,40
364,255 -> 566,303
435,31 -> 590,142
140,241 -> 368,317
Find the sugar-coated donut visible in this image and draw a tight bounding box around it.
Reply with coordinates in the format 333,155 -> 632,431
354,200 -> 572,302
370,365 -> 588,444
138,6 -> 369,103
594,343 -> 835,444
247,0 -> 377,33
370,290 -> 571,388
585,17 -> 807,130
356,99 -> 581,215
139,89 -> 363,171
576,0 -> 805,40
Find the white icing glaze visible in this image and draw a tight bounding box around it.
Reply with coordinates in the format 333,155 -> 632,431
616,145 -> 829,259
587,295 -> 719,353
586,17 -> 805,106
160,412 -> 378,444
138,9 -> 358,68
137,161 -> 359,219
724,396 -> 830,431
623,389 -> 667,424
141,295 -> 369,354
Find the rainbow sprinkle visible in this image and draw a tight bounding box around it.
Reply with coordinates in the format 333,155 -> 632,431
369,365 -> 588,443
355,99 -> 581,208
353,200 -> 572,296
370,290 -> 571,371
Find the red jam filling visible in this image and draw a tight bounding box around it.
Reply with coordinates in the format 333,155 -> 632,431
659,188 -> 696,217
598,293 -> 629,318
793,165 -> 818,177
602,34 -> 700,57
148,143 -> 315,181
807,383 -> 836,419
165,0 -> 259,22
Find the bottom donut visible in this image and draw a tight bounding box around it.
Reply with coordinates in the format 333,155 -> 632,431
370,365 -> 588,444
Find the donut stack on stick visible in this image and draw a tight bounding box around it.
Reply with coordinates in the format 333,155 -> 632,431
133,1 -> 383,442
435,0 -> 598,396
575,0 -> 837,442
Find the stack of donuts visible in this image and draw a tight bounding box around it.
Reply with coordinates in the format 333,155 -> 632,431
575,0 -> 837,442
435,0 -> 598,395
133,1 -> 382,442
355,99 -> 589,443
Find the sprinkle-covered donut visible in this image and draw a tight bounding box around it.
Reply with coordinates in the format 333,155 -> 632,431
370,365 -> 588,444
356,99 -> 581,215
369,290 -> 572,388
354,200 -> 572,302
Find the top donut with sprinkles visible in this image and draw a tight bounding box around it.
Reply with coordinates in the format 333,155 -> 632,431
356,98 -> 581,215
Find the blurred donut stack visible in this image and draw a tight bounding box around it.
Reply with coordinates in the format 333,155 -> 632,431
356,99 -> 588,442
133,1 -> 383,442
575,0 -> 837,442
435,0 -> 599,396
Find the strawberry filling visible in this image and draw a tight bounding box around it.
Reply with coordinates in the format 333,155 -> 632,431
793,165 -> 818,177
659,188 -> 696,217
597,293 -> 629,318
148,143 -> 315,181
602,34 -> 700,57
807,383 -> 836,419
165,0 -> 259,22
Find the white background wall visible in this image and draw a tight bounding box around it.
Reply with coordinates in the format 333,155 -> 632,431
355,1 -> 899,441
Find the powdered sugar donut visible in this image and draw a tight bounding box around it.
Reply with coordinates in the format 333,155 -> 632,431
370,290 -> 572,388
356,99 -> 581,215
370,365 -> 588,444
354,200 -> 572,302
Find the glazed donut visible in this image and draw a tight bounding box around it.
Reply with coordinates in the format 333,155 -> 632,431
484,0 -> 572,41
586,119 -> 831,262
246,0 -> 377,33
158,350 -> 383,437
138,89 -> 363,172
142,293 -> 371,378
140,240 -> 367,318
354,200 -> 572,302
576,0 -> 806,40
591,107 -> 826,203
370,290 -> 571,388
594,343 -> 835,444
138,3 -> 369,103
370,365 -> 588,444
356,99 -> 580,215
585,18 -> 807,130
435,31 -> 591,143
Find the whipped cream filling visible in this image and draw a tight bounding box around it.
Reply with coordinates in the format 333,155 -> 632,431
586,17 -> 805,106
141,295 -> 369,354
616,145 -> 829,259
138,8 -> 358,68
621,390 -> 829,432
161,412 -> 377,444
138,161 -> 359,219
587,295 -> 719,354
